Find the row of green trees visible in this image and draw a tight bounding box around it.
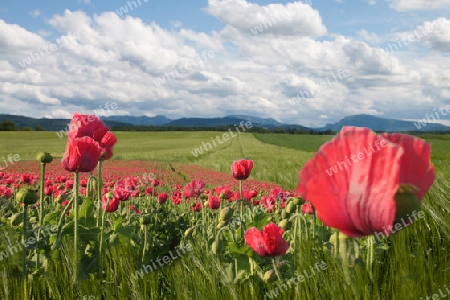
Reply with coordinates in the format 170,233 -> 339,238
0,120 -> 45,131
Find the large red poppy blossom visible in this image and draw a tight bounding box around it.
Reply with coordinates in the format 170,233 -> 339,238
296,126 -> 435,238
231,159 -> 253,180
244,222 -> 289,257
61,137 -> 103,172
67,113 -> 117,161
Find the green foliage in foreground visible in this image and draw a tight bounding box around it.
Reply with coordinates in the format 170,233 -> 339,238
0,174 -> 449,299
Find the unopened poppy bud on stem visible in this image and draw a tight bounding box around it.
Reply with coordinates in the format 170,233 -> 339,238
393,184 -> 421,226
36,152 -> 53,164
16,187 -> 38,206
219,207 -> 234,222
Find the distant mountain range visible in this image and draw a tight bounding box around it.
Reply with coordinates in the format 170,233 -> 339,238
0,113 -> 449,132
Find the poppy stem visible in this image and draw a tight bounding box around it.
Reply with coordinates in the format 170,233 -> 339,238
272,258 -> 282,282
142,225 -> 148,263
239,180 -> 244,241
99,197 -> 110,277
366,236 -> 374,280
73,171 -> 79,283
22,205 -> 28,296
97,160 -> 103,227
339,232 -> 351,284
333,230 -> 339,258
312,210 -> 316,238
36,161 -> 46,269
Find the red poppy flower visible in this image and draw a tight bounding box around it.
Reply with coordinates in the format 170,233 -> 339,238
67,113 -> 117,161
301,203 -> 314,214
190,202 -> 202,212
102,194 -> 120,212
208,195 -> 221,209
145,187 -> 155,196
183,180 -> 205,198
261,196 -> 276,213
128,205 -> 142,214
172,196 -> 181,205
296,126 -> 435,238
244,222 -> 289,257
113,183 -> 132,201
61,137 -> 103,172
157,192 -> 169,204
231,159 -> 253,180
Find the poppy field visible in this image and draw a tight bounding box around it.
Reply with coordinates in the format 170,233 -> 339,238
0,116 -> 450,300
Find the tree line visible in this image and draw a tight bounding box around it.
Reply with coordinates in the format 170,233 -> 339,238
0,120 -> 45,131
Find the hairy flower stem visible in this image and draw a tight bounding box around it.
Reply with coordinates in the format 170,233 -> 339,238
339,232 -> 351,284
22,206 -> 28,297
36,162 -> 46,269
98,197 -> 110,277
73,172 -> 79,283
142,225 -> 148,263
97,161 -> 103,227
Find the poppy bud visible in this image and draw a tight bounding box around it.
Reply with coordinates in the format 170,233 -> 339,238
278,219 -> 289,230
184,227 -> 194,238
211,240 -> 223,255
140,216 -> 151,225
291,197 -> 304,206
219,207 -> 234,222
16,187 -> 38,206
286,201 -> 296,214
216,221 -> 227,230
393,184 -> 421,227
263,269 -> 277,283
10,212 -> 23,226
36,152 -> 54,164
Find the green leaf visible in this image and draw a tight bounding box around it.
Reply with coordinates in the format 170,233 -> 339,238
78,197 -> 97,228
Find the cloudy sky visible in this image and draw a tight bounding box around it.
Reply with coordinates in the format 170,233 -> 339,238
0,0 -> 449,127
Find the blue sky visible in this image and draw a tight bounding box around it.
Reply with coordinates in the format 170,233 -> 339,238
0,0 -> 449,127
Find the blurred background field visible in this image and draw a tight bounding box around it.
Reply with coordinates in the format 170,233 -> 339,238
1,131 -> 448,190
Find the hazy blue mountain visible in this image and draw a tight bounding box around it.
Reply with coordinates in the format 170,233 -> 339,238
225,115 -> 284,127
0,114 -> 128,131
1,113 -> 449,132
101,115 -> 171,126
318,114 -> 450,132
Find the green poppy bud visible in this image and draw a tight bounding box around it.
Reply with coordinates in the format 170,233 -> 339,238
140,216 -> 151,225
36,152 -> 53,164
184,227 -> 194,238
216,221 -> 227,230
292,197 -> 304,206
16,187 -> 38,206
219,207 -> 234,222
286,201 -> 296,214
263,269 -> 277,283
393,184 -> 421,227
10,212 -> 23,226
278,219 -> 289,230
211,240 -> 223,255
